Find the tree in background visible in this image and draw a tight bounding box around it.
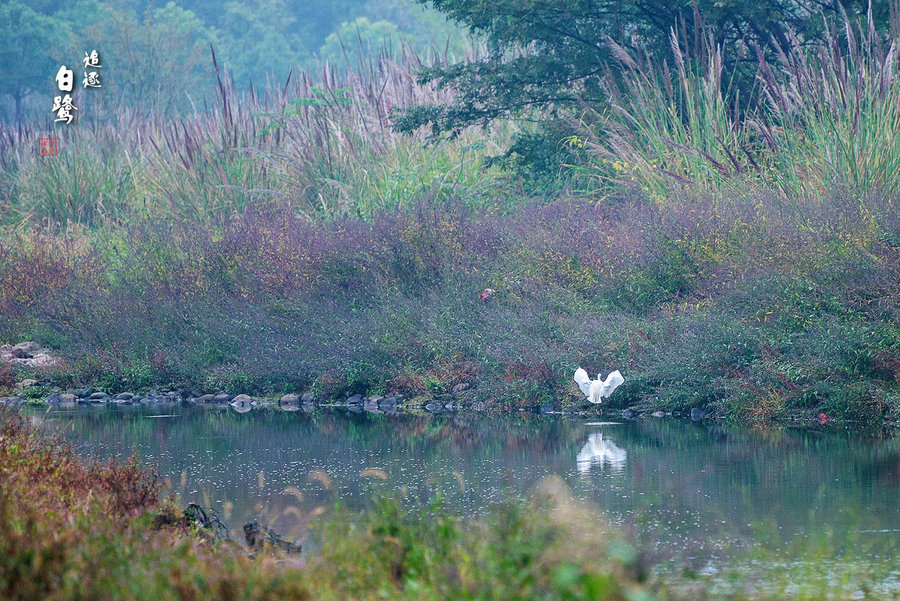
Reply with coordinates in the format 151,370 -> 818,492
66,1 -> 215,116
319,17 -> 406,68
319,2 -> 469,70
217,0 -> 308,88
363,0 -> 470,59
393,0 -> 892,135
0,0 -> 467,122
0,2 -> 68,122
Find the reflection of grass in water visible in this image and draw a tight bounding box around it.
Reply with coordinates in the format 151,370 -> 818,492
621,426 -> 899,599
759,494 -> 897,599
243,465 -> 473,548
695,551 -> 895,600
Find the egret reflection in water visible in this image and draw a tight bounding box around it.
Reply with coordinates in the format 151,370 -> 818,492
576,432 -> 627,475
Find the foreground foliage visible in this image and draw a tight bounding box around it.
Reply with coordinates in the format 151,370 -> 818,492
0,412 -> 650,601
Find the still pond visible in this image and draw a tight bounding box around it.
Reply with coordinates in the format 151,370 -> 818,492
27,404 -> 899,597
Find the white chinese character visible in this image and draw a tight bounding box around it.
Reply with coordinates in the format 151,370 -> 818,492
83,50 -> 101,69
55,65 -> 74,92
83,71 -> 101,88
51,94 -> 77,124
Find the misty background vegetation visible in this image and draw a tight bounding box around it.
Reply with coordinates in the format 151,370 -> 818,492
0,0 -> 470,121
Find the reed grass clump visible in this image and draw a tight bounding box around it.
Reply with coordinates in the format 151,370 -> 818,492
582,28 -> 758,199
756,15 -> 900,200
581,11 -> 900,208
0,49 -> 510,228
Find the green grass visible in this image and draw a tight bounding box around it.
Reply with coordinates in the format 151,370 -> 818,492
578,13 -> 900,205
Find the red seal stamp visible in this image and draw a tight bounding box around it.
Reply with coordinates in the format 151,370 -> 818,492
39,138 -> 57,157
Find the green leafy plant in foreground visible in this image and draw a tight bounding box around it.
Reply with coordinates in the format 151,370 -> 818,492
317,487 -> 651,601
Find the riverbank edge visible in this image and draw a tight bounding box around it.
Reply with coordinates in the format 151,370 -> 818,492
3,383 -> 896,432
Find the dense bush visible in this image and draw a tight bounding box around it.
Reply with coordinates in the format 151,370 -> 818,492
1,187 -> 896,418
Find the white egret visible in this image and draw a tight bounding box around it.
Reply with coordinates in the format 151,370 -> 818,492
574,368 -> 625,404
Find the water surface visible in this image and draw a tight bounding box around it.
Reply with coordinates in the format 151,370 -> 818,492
30,405 -> 899,596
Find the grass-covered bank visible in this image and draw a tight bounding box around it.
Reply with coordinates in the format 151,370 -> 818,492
1,19 -> 899,424
0,411 -> 652,601
2,189 -> 898,423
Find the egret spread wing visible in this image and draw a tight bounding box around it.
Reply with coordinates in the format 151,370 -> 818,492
603,370 -> 625,395
573,368 -> 592,397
